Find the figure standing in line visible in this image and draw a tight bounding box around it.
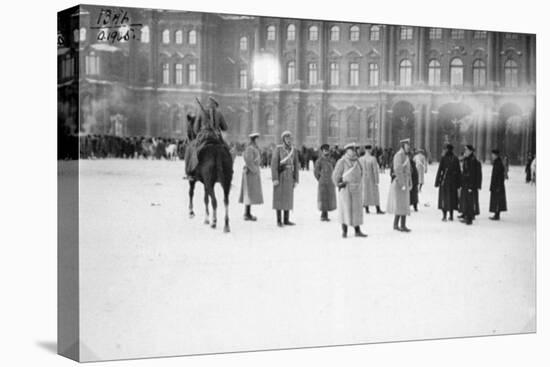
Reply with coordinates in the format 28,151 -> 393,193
489,149 -> 507,220
386,139 -> 412,232
435,144 -> 462,221
459,145 -> 481,225
314,144 -> 337,222
238,132 -> 264,221
359,145 -> 385,215
271,131 -> 300,227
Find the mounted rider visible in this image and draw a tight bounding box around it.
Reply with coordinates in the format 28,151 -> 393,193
185,96 -> 229,180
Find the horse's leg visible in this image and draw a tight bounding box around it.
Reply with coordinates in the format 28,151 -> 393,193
209,185 -> 218,229
188,180 -> 196,218
203,189 -> 210,225
223,184 -> 230,233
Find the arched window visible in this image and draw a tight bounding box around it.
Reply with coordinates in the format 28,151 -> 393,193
370,25 -> 380,41
141,26 -> 150,43
309,25 -> 319,41
287,61 -> 296,84
429,28 -> 442,40
349,62 -> 359,86
175,30 -> 183,44
79,27 -> 87,42
175,63 -> 183,85
287,24 -> 296,41
162,63 -> 170,84
188,30 -> 197,45
330,26 -> 340,41
368,63 -> 379,86
329,62 -> 339,86
473,59 -> 486,87
504,59 -> 519,87
239,69 -> 248,89
400,26 -> 413,40
450,58 -> 464,86
266,113 -> 275,135
307,115 -> 317,137
329,115 -> 339,138
187,63 -> 197,85
267,25 -> 276,41
239,36 -> 248,51
399,59 -> 413,86
428,59 -> 441,86
308,63 -> 318,85
350,25 -> 360,41
162,29 -> 170,44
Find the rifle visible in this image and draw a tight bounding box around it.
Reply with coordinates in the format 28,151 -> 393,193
195,97 -> 208,119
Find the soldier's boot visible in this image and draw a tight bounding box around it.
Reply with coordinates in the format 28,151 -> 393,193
413,204 -> 418,212
276,210 -> 283,227
342,224 -> 348,238
376,206 -> 385,214
320,211 -> 329,221
283,210 -> 295,226
244,205 -> 257,221
393,216 -> 400,231
400,215 -> 411,232
489,211 -> 500,221
354,226 -> 367,238
365,206 -> 370,214
449,210 -> 454,221
442,210 -> 448,222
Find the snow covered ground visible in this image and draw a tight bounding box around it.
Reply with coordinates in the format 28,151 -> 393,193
76,157 -> 536,361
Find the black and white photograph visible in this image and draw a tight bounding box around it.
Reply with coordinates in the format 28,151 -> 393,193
54,2 -> 540,362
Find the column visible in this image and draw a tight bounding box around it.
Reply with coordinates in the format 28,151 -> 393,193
424,104 -> 432,156
381,25 -> 390,86
359,108 -> 368,145
414,104 -> 422,148
388,26 -> 396,86
318,21 -> 328,144
379,102 -> 387,148
485,106 -> 496,162
487,32 -> 496,88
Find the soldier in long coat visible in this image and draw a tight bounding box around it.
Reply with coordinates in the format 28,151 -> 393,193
410,154 -> 419,211
271,131 -> 300,227
314,144 -> 337,221
239,133 -> 264,221
359,145 -> 384,214
332,143 -> 367,238
387,139 -> 412,232
413,149 -> 428,192
459,145 -> 481,225
435,144 -> 462,221
489,149 -> 507,220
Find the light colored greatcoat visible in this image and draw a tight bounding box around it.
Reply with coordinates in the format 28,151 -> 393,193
238,143 -> 264,205
387,149 -> 412,215
359,152 -> 380,206
332,156 -> 364,226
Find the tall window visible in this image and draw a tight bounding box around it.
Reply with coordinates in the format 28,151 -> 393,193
473,31 -> 487,40
175,63 -> 183,85
287,61 -> 296,84
370,25 -> 380,41
428,59 -> 441,86
329,62 -> 339,86
308,63 -> 318,85
175,30 -> 183,44
400,26 -> 413,40
350,25 -> 360,41
73,29 -> 79,43
239,36 -> 248,51
162,63 -> 170,84
141,26 -> 150,43
307,115 -> 317,136
187,63 -> 197,85
504,59 -> 519,87
330,26 -> 340,41
450,58 -> 464,86
267,25 -> 276,41
162,29 -> 170,44
287,24 -> 296,41
79,27 -> 87,41
399,59 -> 412,86
188,30 -> 197,45
85,52 -> 100,75
309,25 -> 319,41
328,115 -> 339,138
368,63 -> 379,86
349,62 -> 359,86
429,28 -> 442,40
472,59 -> 486,87
266,114 -> 275,135
239,69 -> 248,89
451,29 -> 465,40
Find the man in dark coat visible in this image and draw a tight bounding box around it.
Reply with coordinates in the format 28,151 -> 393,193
314,144 -> 337,221
435,144 -> 462,221
525,153 -> 534,183
489,149 -> 507,220
409,153 -> 419,212
272,130 -> 300,227
459,145 -> 481,225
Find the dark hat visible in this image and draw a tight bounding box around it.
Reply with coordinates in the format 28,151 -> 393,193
491,149 -> 500,155
320,144 -> 330,151
365,144 -> 372,150
446,144 -> 454,151
208,96 -> 219,107
465,144 -> 475,152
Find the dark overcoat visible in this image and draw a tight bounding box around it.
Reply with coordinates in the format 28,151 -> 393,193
410,158 -> 419,207
271,144 -> 300,210
314,156 -> 337,212
489,157 -> 508,213
459,155 -> 481,218
435,152 -> 462,211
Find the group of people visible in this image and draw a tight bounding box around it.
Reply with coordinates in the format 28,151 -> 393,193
78,135 -> 187,160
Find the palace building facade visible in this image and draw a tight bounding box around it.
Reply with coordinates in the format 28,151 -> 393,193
58,5 -> 536,163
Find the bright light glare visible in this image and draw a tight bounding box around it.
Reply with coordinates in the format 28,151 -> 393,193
253,54 -> 280,87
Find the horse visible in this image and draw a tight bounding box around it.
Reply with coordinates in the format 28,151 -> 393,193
187,133 -> 234,233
